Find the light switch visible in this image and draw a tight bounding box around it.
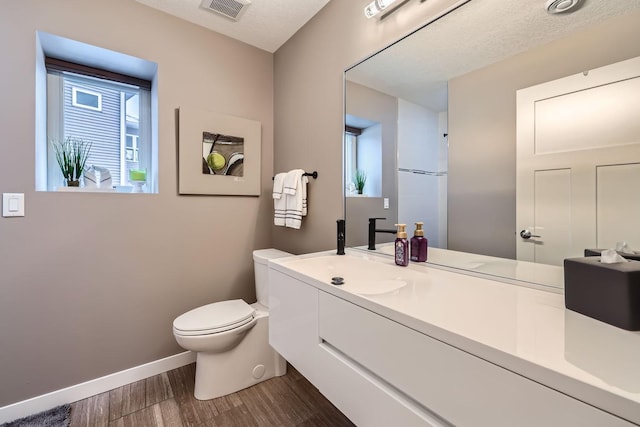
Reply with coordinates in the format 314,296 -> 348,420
3,193 -> 25,217
383,198 -> 390,209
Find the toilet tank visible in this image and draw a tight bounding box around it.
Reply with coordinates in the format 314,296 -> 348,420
253,249 -> 292,307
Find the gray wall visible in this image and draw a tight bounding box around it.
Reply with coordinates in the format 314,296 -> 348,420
272,0 -> 466,254
447,10 -> 640,259
0,0 -> 273,406
345,81 -> 398,247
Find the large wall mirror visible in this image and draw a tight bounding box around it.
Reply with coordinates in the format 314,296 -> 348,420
344,0 -> 640,288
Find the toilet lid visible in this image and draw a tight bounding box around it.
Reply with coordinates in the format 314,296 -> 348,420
173,299 -> 255,335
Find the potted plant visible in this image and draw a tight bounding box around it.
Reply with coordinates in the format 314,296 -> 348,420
354,169 -> 367,195
52,137 -> 92,187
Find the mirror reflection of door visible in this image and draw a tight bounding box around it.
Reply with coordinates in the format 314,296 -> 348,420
517,56 -> 640,265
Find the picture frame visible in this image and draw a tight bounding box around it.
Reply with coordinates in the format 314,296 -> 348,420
178,107 -> 261,196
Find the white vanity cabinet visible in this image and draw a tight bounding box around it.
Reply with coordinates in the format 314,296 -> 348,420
270,267 -> 445,426
268,268 -> 321,386
268,255 -> 638,427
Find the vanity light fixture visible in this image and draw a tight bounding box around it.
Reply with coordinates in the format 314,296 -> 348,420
364,0 -> 399,18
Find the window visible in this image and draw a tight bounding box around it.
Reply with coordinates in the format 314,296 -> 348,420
126,134 -> 139,162
71,87 -> 102,111
46,68 -> 151,189
35,31 -> 158,193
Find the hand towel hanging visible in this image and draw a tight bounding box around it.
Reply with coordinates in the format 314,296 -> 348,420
284,169 -> 303,229
273,172 -> 287,226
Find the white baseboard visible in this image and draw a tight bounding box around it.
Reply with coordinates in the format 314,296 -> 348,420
0,351 -> 196,424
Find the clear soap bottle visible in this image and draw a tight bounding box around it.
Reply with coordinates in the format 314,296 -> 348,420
410,222 -> 428,262
394,224 -> 409,267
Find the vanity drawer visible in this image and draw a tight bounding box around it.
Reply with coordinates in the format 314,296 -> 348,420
318,291 -> 634,427
317,341 -> 449,427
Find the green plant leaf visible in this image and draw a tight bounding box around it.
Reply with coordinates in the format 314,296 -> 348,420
353,169 -> 367,192
51,137 -> 93,183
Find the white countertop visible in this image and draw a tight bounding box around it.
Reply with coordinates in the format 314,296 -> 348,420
269,249 -> 640,425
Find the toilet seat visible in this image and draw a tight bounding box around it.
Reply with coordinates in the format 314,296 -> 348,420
173,299 -> 255,336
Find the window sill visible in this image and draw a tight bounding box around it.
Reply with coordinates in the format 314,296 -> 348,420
56,187 -> 116,192
51,186 -> 153,193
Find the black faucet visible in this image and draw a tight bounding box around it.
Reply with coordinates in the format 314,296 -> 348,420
336,219 -> 346,255
368,217 -> 396,250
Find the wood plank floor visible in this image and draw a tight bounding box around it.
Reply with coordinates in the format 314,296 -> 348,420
69,363 -> 354,427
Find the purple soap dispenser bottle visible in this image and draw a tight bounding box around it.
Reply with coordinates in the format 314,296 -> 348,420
394,224 -> 409,267
410,221 -> 428,262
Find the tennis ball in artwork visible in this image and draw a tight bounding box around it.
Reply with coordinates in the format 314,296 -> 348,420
207,152 -> 226,171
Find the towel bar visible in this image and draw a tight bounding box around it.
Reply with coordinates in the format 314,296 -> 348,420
272,171 -> 318,180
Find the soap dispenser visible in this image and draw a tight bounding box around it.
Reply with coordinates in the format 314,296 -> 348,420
410,222 -> 428,262
394,224 -> 409,267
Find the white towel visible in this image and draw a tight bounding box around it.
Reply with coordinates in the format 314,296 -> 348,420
273,172 -> 286,227
273,172 -> 285,199
283,169 -> 303,196
301,174 -> 308,216
284,170 -> 308,229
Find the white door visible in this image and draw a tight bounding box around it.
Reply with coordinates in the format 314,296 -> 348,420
516,56 -> 640,265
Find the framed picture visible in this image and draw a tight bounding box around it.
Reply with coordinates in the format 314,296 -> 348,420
178,107 -> 261,196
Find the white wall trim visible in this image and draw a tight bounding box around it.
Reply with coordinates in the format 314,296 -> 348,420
0,351 -> 196,424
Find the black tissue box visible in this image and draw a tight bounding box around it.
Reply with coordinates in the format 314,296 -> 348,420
564,257 -> 640,331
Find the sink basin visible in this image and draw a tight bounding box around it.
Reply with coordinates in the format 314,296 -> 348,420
341,279 -> 407,295
273,253 -> 410,296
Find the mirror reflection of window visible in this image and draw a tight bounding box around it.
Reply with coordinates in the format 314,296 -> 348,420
344,132 -> 357,195
345,117 -> 382,198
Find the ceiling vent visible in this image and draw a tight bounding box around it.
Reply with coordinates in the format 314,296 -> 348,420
200,0 -> 251,21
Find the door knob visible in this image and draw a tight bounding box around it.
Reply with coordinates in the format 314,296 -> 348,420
520,229 -> 541,239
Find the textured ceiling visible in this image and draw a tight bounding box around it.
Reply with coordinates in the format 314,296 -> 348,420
135,0 -> 330,53
347,0 -> 640,111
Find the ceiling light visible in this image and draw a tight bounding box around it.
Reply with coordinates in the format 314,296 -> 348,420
364,0 -> 399,19
545,0 -> 582,14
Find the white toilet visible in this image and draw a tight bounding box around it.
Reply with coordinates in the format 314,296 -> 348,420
173,249 -> 291,400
